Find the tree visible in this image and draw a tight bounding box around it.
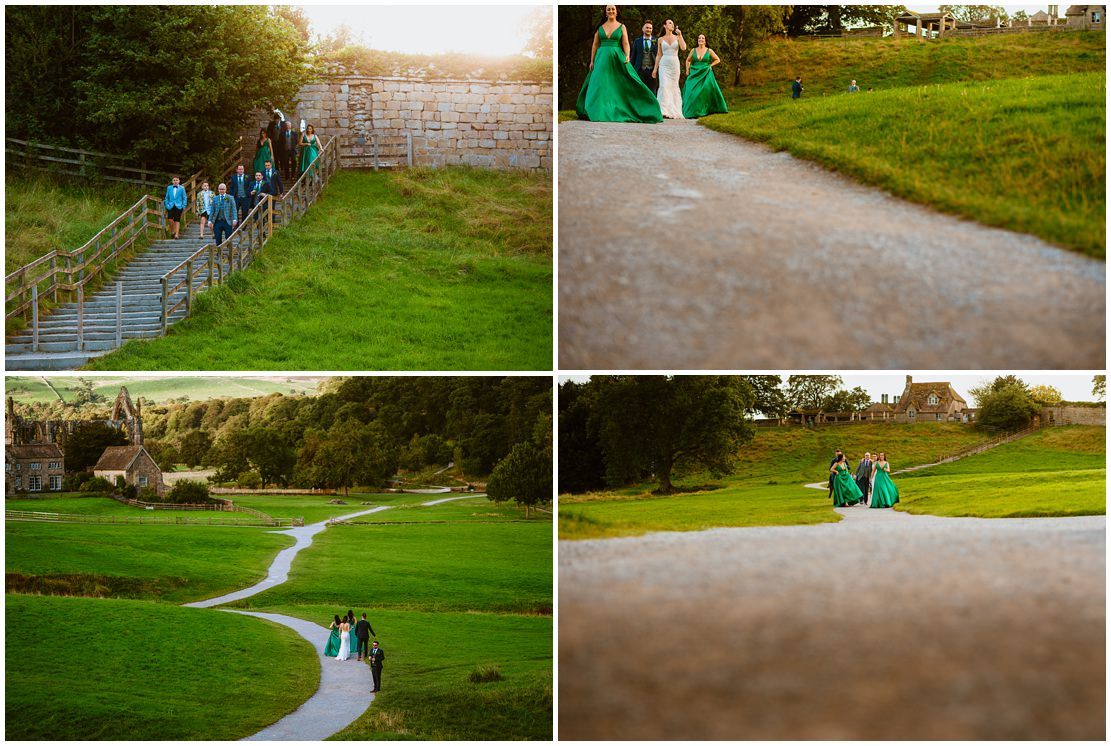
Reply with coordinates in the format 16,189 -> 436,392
969,375 -> 1030,407
591,376 -> 756,494
487,441 -> 551,517
63,422 -> 128,473
525,5 -> 553,59
208,429 -> 252,484
1093,376 -> 1106,401
168,479 -> 213,505
786,375 -> 844,411
938,5 -> 1008,25
741,375 -> 788,418
1029,385 -> 1063,406
246,426 -> 296,489
977,385 -> 1040,432
6,5 -> 312,166
304,420 -> 399,496
558,381 -> 607,494
823,386 -> 872,414
179,430 -> 212,468
786,5 -> 907,35
71,378 -> 105,407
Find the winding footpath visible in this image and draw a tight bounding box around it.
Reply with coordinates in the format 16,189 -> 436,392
559,480 -> 1105,739
184,496 -> 476,741
558,119 -> 1105,369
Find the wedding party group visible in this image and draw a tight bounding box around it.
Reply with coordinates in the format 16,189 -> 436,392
828,450 -> 900,509
326,611 -> 386,692
575,5 -> 728,123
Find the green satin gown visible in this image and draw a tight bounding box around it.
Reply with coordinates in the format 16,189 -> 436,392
832,465 -> 863,507
253,141 -> 273,176
870,463 -> 900,508
575,25 -> 663,123
300,134 -> 320,175
325,625 -> 341,656
682,49 -> 728,119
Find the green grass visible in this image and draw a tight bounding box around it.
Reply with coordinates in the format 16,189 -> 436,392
4,375 -> 322,405
4,173 -> 147,274
7,494 -> 178,516
232,521 -> 552,615
4,522 -> 292,603
222,491 -> 411,524
84,168 -> 553,371
378,496 -> 551,522
897,425 -> 1106,517
5,594 -> 318,740
704,73 -> 1105,257
560,423 -> 1104,538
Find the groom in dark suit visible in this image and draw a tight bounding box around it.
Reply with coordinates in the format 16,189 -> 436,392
367,641 -> 385,692
354,613 -> 375,661
630,20 -> 658,94
854,452 -> 873,505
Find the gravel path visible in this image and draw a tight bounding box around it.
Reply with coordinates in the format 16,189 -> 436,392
559,511 -> 1105,739
182,496 -> 478,740
558,119 -> 1105,368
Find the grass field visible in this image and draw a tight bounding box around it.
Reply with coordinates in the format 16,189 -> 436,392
5,174 -> 147,274
560,423 -> 1105,539
704,73 -> 1105,257
5,594 -> 318,740
4,375 -> 322,405
5,522 -> 291,603
84,168 -> 553,371
897,425 -> 1106,517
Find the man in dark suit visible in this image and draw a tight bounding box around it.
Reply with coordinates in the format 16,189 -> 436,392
367,640 -> 385,692
228,165 -> 252,221
854,452 -> 873,506
828,448 -> 843,500
354,613 -> 375,661
249,171 -> 273,210
629,20 -> 658,94
278,121 -> 298,180
262,159 -> 283,197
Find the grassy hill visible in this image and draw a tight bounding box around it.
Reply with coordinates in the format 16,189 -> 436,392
559,423 -> 1105,539
5,173 -> 147,274
5,375 -> 322,405
67,167 -> 553,371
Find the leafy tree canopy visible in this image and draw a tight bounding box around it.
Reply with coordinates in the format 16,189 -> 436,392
1029,385 -> 1063,406
64,421 -> 128,473
976,384 -> 1040,432
6,5 -> 312,168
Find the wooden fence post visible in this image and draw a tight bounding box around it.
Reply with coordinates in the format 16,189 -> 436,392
160,277 -> 169,335
185,260 -> 193,314
77,285 -> 84,351
31,286 -> 39,352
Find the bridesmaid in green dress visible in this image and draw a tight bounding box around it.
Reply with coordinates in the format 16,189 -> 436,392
325,614 -> 342,656
870,452 -> 900,509
575,5 -> 662,123
299,124 -> 321,176
830,455 -> 863,507
682,35 -> 728,119
252,128 -> 274,176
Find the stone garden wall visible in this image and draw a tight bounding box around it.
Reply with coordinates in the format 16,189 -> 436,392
1041,406 -> 1106,426
241,75 -> 552,172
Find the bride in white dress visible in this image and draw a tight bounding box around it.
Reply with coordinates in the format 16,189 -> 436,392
652,19 -> 687,119
337,619 -> 351,661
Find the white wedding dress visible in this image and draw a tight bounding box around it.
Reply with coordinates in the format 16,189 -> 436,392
657,39 -> 684,119
338,627 -> 351,661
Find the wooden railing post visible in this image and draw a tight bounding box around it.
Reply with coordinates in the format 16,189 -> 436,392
77,286 -> 84,351
31,286 -> 39,352
160,277 -> 169,335
185,260 -> 193,314
115,282 -> 123,348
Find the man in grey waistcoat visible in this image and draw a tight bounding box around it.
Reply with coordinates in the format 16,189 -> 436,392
630,20 -> 658,94
854,452 -> 873,506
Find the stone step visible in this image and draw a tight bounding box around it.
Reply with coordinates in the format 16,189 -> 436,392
4,351 -> 97,371
7,330 -> 163,354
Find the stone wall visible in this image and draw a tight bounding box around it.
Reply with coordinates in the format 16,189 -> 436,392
241,75 -> 552,172
1041,406 -> 1107,426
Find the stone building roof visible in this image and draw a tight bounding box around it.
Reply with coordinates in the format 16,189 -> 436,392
864,402 -> 895,413
93,445 -> 146,471
1066,5 -> 1104,14
894,381 -> 968,414
7,443 -> 64,459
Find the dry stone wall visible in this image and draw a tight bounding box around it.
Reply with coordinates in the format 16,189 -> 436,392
242,75 -> 552,172
1041,406 -> 1107,426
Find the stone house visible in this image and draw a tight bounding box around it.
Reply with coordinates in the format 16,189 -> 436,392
861,395 -> 896,422
93,445 -> 165,496
893,376 -> 971,423
1065,5 -> 1105,28
5,443 -> 65,493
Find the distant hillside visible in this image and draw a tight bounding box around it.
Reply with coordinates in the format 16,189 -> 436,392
5,376 -> 323,405
728,31 -> 1106,106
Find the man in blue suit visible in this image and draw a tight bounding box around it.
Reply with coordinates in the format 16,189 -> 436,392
262,159 -> 283,197
164,175 -> 187,239
228,165 -> 252,221
630,20 -> 658,94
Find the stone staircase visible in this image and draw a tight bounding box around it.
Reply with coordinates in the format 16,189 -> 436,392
6,222 -> 228,370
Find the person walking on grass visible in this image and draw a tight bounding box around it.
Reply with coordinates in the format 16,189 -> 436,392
355,612 -> 376,661
164,175 -> 187,239
210,183 -> 238,246
792,76 -> 803,99
368,640 -> 385,692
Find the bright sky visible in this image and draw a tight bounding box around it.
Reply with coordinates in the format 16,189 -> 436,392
906,4 -> 1064,16
294,3 -> 547,56
560,374 -> 1103,404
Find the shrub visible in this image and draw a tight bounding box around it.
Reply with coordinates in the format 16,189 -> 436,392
62,471 -> 92,491
119,483 -> 137,500
80,476 -> 113,493
236,470 -> 262,489
168,479 -> 212,504
138,486 -> 159,502
469,664 -> 503,684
